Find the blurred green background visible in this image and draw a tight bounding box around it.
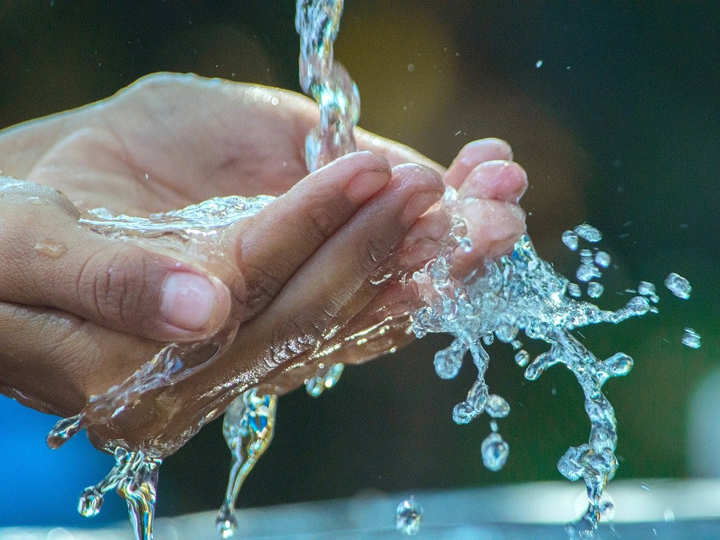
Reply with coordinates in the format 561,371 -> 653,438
0,0 -> 718,527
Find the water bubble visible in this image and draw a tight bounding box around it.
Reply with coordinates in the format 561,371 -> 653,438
395,498 -> 423,536
485,394 -> 510,418
574,224 -> 602,243
594,251 -> 611,268
562,230 -> 579,251
682,328 -> 701,349
481,432 -> 509,471
665,272 -> 692,299
587,282 -> 604,298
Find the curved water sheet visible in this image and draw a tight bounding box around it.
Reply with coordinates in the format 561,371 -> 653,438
47,195 -> 274,540
412,191 -> 696,537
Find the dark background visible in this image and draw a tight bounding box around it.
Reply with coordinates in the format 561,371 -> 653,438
0,0 -> 718,527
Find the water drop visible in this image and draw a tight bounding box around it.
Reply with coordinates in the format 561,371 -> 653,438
515,350 -> 530,367
576,264 -> 601,283
535,59 -> 543,68
682,328 -> 701,349
574,224 -> 602,243
485,394 -> 510,418
665,272 -> 692,299
481,432 -> 509,471
562,230 -> 578,250
594,251 -> 611,268
587,282 -> 604,298
34,239 -> 67,258
567,283 -> 582,298
395,498 -> 423,535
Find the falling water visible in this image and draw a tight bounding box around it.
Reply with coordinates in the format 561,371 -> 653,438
34,1 -> 700,538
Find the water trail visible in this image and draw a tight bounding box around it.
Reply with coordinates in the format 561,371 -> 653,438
296,0 -> 360,395
410,188 -> 696,535
216,390 -> 278,538
48,196 -> 273,540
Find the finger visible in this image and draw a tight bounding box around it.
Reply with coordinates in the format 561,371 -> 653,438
443,138 -> 514,188
451,198 -> 526,278
0,301 -> 158,418
355,127 -> 445,173
0,179 -> 232,342
458,160 -> 528,204
237,151 -> 391,316
158,164 -> 444,417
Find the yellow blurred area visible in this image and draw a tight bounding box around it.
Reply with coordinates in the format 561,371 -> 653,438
337,3 -> 456,142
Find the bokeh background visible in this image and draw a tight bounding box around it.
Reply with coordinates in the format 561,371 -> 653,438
0,0 -> 718,528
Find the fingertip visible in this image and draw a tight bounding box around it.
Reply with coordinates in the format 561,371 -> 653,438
459,160 -> 529,203
444,138 -> 514,188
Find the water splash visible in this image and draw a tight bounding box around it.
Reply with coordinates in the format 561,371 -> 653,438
411,189 -> 658,533
48,196 -> 273,540
78,447 -> 160,540
216,390 -> 278,538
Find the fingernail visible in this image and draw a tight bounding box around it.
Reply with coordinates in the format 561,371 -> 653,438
161,272 -> 220,331
346,169 -> 390,202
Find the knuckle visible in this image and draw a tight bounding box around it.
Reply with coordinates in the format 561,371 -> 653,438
244,264 -> 283,315
304,201 -> 338,240
77,245 -> 148,330
359,236 -> 390,274
265,316 -> 326,370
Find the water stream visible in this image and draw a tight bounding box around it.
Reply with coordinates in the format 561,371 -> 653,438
35,1 -> 699,539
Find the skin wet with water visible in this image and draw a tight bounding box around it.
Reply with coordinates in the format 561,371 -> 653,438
31,1 -> 700,538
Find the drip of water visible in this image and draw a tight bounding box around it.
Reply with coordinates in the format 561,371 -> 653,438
216,389 -> 278,538
411,189 -> 661,533
48,196 -> 273,540
78,447 -> 161,540
395,498 -> 423,536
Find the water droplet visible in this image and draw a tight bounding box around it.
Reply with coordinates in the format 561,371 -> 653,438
34,239 -> 67,258
567,283 -> 582,297
515,350 -> 530,367
574,224 -> 602,243
594,251 -> 611,268
682,328 -> 701,349
395,498 -> 423,535
605,352 -> 633,377
664,509 -> 675,522
78,488 -> 103,517
481,432 -> 509,471
485,394 -> 510,418
535,59 -> 543,68
587,282 -> 604,298
640,482 -> 650,491
576,264 -> 601,283
407,63 -> 415,72
665,272 -> 692,299
562,230 -> 578,250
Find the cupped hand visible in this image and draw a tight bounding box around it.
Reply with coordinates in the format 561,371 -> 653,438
0,73 -> 526,454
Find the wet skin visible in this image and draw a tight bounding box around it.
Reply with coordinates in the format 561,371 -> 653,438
0,73 -> 526,454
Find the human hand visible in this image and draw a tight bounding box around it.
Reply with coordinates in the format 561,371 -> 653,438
0,73 -> 526,454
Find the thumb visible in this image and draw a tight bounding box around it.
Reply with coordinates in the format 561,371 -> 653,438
0,178 -> 232,342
